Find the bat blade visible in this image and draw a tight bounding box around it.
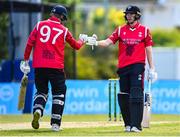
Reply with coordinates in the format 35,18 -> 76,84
142,92 -> 152,128
18,74 -> 28,110
142,103 -> 151,127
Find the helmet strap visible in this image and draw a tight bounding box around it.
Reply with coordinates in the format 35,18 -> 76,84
135,14 -> 140,20
59,15 -> 67,25
59,15 -> 65,21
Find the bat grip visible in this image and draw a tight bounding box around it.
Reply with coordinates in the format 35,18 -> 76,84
24,71 -> 28,75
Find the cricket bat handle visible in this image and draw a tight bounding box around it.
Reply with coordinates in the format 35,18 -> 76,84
148,79 -> 152,92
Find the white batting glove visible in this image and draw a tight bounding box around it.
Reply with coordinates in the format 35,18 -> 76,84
79,34 -> 88,43
87,34 -> 98,46
87,37 -> 98,46
20,60 -> 30,74
147,68 -> 158,83
92,34 -> 98,40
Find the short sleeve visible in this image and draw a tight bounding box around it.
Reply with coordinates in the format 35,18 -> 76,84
145,28 -> 154,47
108,27 -> 120,44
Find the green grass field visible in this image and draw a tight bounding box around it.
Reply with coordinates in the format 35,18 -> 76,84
0,114 -> 180,136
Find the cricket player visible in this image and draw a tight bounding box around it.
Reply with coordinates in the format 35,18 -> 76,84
85,5 -> 157,132
20,5 -> 89,131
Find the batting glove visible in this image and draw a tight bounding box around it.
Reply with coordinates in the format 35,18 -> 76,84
87,37 -> 98,46
92,34 -> 98,40
20,60 -> 30,74
79,34 -> 88,43
147,68 -> 158,83
86,34 -> 98,46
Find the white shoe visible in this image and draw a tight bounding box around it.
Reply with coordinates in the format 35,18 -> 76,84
131,127 -> 142,132
124,126 -> 131,132
51,124 -> 60,132
31,109 -> 41,129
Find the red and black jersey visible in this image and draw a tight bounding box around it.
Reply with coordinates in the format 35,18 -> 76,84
24,16 -> 84,69
108,23 -> 153,68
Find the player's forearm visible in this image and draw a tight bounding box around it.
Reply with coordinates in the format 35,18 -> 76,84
24,44 -> 33,60
67,37 -> 84,50
97,39 -> 113,47
146,46 -> 155,69
66,31 -> 85,50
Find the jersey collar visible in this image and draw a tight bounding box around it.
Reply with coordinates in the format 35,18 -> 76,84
48,16 -> 61,24
127,22 -> 140,31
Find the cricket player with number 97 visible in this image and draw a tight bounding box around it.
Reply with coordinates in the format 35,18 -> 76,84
83,5 -> 158,132
20,5 -> 93,131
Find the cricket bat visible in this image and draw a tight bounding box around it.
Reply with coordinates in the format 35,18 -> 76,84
18,74 -> 28,110
142,80 -> 152,128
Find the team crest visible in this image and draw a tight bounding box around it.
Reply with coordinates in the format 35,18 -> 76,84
138,32 -> 142,37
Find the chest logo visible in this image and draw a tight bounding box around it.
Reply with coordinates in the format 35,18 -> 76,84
138,32 -> 142,37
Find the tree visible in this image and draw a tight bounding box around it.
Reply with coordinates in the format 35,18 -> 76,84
0,13 -> 9,62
